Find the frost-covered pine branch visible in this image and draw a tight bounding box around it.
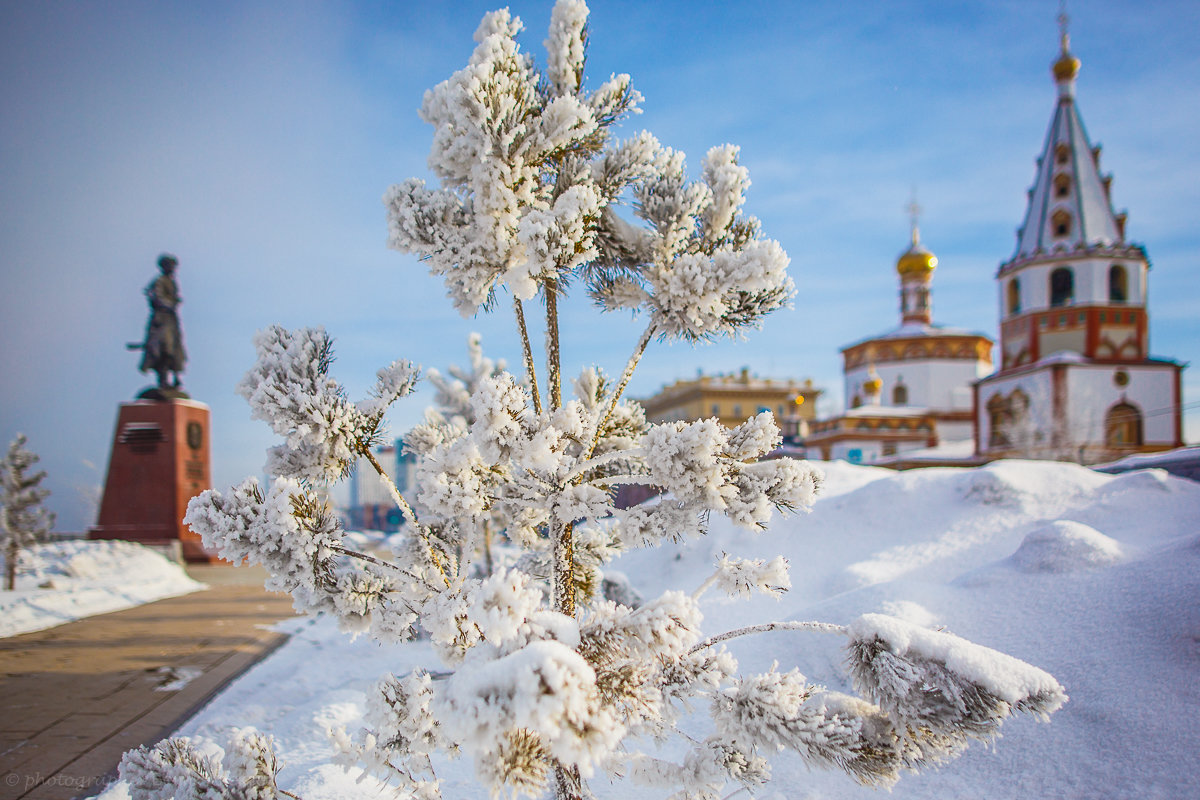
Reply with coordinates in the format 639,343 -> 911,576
124,3 -> 1066,800
1,433 -> 56,591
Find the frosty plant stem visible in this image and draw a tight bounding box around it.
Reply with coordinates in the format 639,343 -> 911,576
513,297 -> 543,415
361,449 -> 417,526
689,621 -> 850,654
544,277 -> 563,412
582,321 -> 656,461
135,3 -> 1067,799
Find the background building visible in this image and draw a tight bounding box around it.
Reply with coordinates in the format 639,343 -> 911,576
639,369 -> 821,442
974,27 -> 1185,464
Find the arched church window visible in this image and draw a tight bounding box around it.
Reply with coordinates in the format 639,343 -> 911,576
1105,402 -> 1142,447
1109,264 -> 1128,303
1051,209 -> 1072,238
892,383 -> 908,405
1055,143 -> 1070,165
1054,174 -> 1071,197
1050,267 -> 1074,307
851,394 -> 862,409
987,393 -> 1011,448
1007,278 -> 1021,315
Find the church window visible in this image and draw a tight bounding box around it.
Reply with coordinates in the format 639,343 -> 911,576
1055,143 -> 1070,165
1100,311 -> 1106,322
711,403 -> 720,416
1050,267 -> 1074,307
1051,209 -> 1072,238
1109,265 -> 1128,302
1105,402 -> 1143,447
893,383 -> 908,405
1054,174 -> 1071,197
987,394 -> 1010,448
851,394 -> 862,409
1007,278 -> 1021,315
733,404 -> 742,417
882,443 -> 897,456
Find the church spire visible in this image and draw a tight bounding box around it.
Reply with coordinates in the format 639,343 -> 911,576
1008,12 -> 1124,263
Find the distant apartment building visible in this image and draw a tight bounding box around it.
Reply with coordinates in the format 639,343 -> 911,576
346,439 -> 417,532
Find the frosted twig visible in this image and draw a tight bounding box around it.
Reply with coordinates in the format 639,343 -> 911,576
513,296 -> 543,416
583,322 -> 656,461
564,446 -> 647,483
362,449 -> 450,584
328,544 -> 399,573
363,449 -> 418,526
545,277 -> 563,411
690,621 -> 848,653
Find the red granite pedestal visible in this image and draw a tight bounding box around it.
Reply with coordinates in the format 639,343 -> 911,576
89,398 -> 221,563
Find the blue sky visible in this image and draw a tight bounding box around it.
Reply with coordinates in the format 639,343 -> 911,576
2,0 -> 1197,532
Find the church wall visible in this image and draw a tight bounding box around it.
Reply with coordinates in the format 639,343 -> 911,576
1065,365 -> 1178,444
976,369 -> 1057,455
937,419 -> 975,443
845,360 -> 984,412
828,437 -> 931,466
1001,256 -> 1147,318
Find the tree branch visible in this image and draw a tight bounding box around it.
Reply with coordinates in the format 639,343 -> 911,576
583,321 -> 656,461
513,296 -> 543,416
361,449 -> 450,584
689,621 -> 847,654
362,450 -> 418,526
545,277 -> 563,411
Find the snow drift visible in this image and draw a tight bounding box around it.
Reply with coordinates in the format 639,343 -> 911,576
97,458 -> 1200,799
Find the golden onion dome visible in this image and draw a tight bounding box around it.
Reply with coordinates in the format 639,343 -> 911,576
896,241 -> 937,277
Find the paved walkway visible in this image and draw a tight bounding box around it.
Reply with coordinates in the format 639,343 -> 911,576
0,566 -> 296,800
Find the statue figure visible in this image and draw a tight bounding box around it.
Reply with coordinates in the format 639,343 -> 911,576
134,253 -> 187,391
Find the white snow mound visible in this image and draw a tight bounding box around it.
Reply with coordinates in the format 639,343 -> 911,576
1008,520 -> 1124,573
0,539 -> 204,637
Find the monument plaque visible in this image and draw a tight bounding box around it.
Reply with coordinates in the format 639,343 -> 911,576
89,254 -> 220,562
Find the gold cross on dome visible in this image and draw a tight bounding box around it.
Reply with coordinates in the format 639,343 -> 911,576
905,195 -> 922,245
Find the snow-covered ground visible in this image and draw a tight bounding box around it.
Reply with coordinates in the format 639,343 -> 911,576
0,539 -> 204,637
100,459 -> 1200,799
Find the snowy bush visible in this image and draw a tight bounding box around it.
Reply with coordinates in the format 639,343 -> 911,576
121,2 -> 1065,798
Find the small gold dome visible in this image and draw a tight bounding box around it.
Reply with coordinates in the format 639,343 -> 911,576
1053,50 -> 1080,82
863,367 -> 882,396
897,243 -> 937,277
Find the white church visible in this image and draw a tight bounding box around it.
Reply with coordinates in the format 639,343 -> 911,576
804,217 -> 993,465
974,26 -> 1185,464
806,23 -> 1185,467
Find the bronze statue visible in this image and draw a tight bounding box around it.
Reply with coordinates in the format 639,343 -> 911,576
132,253 -> 187,391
